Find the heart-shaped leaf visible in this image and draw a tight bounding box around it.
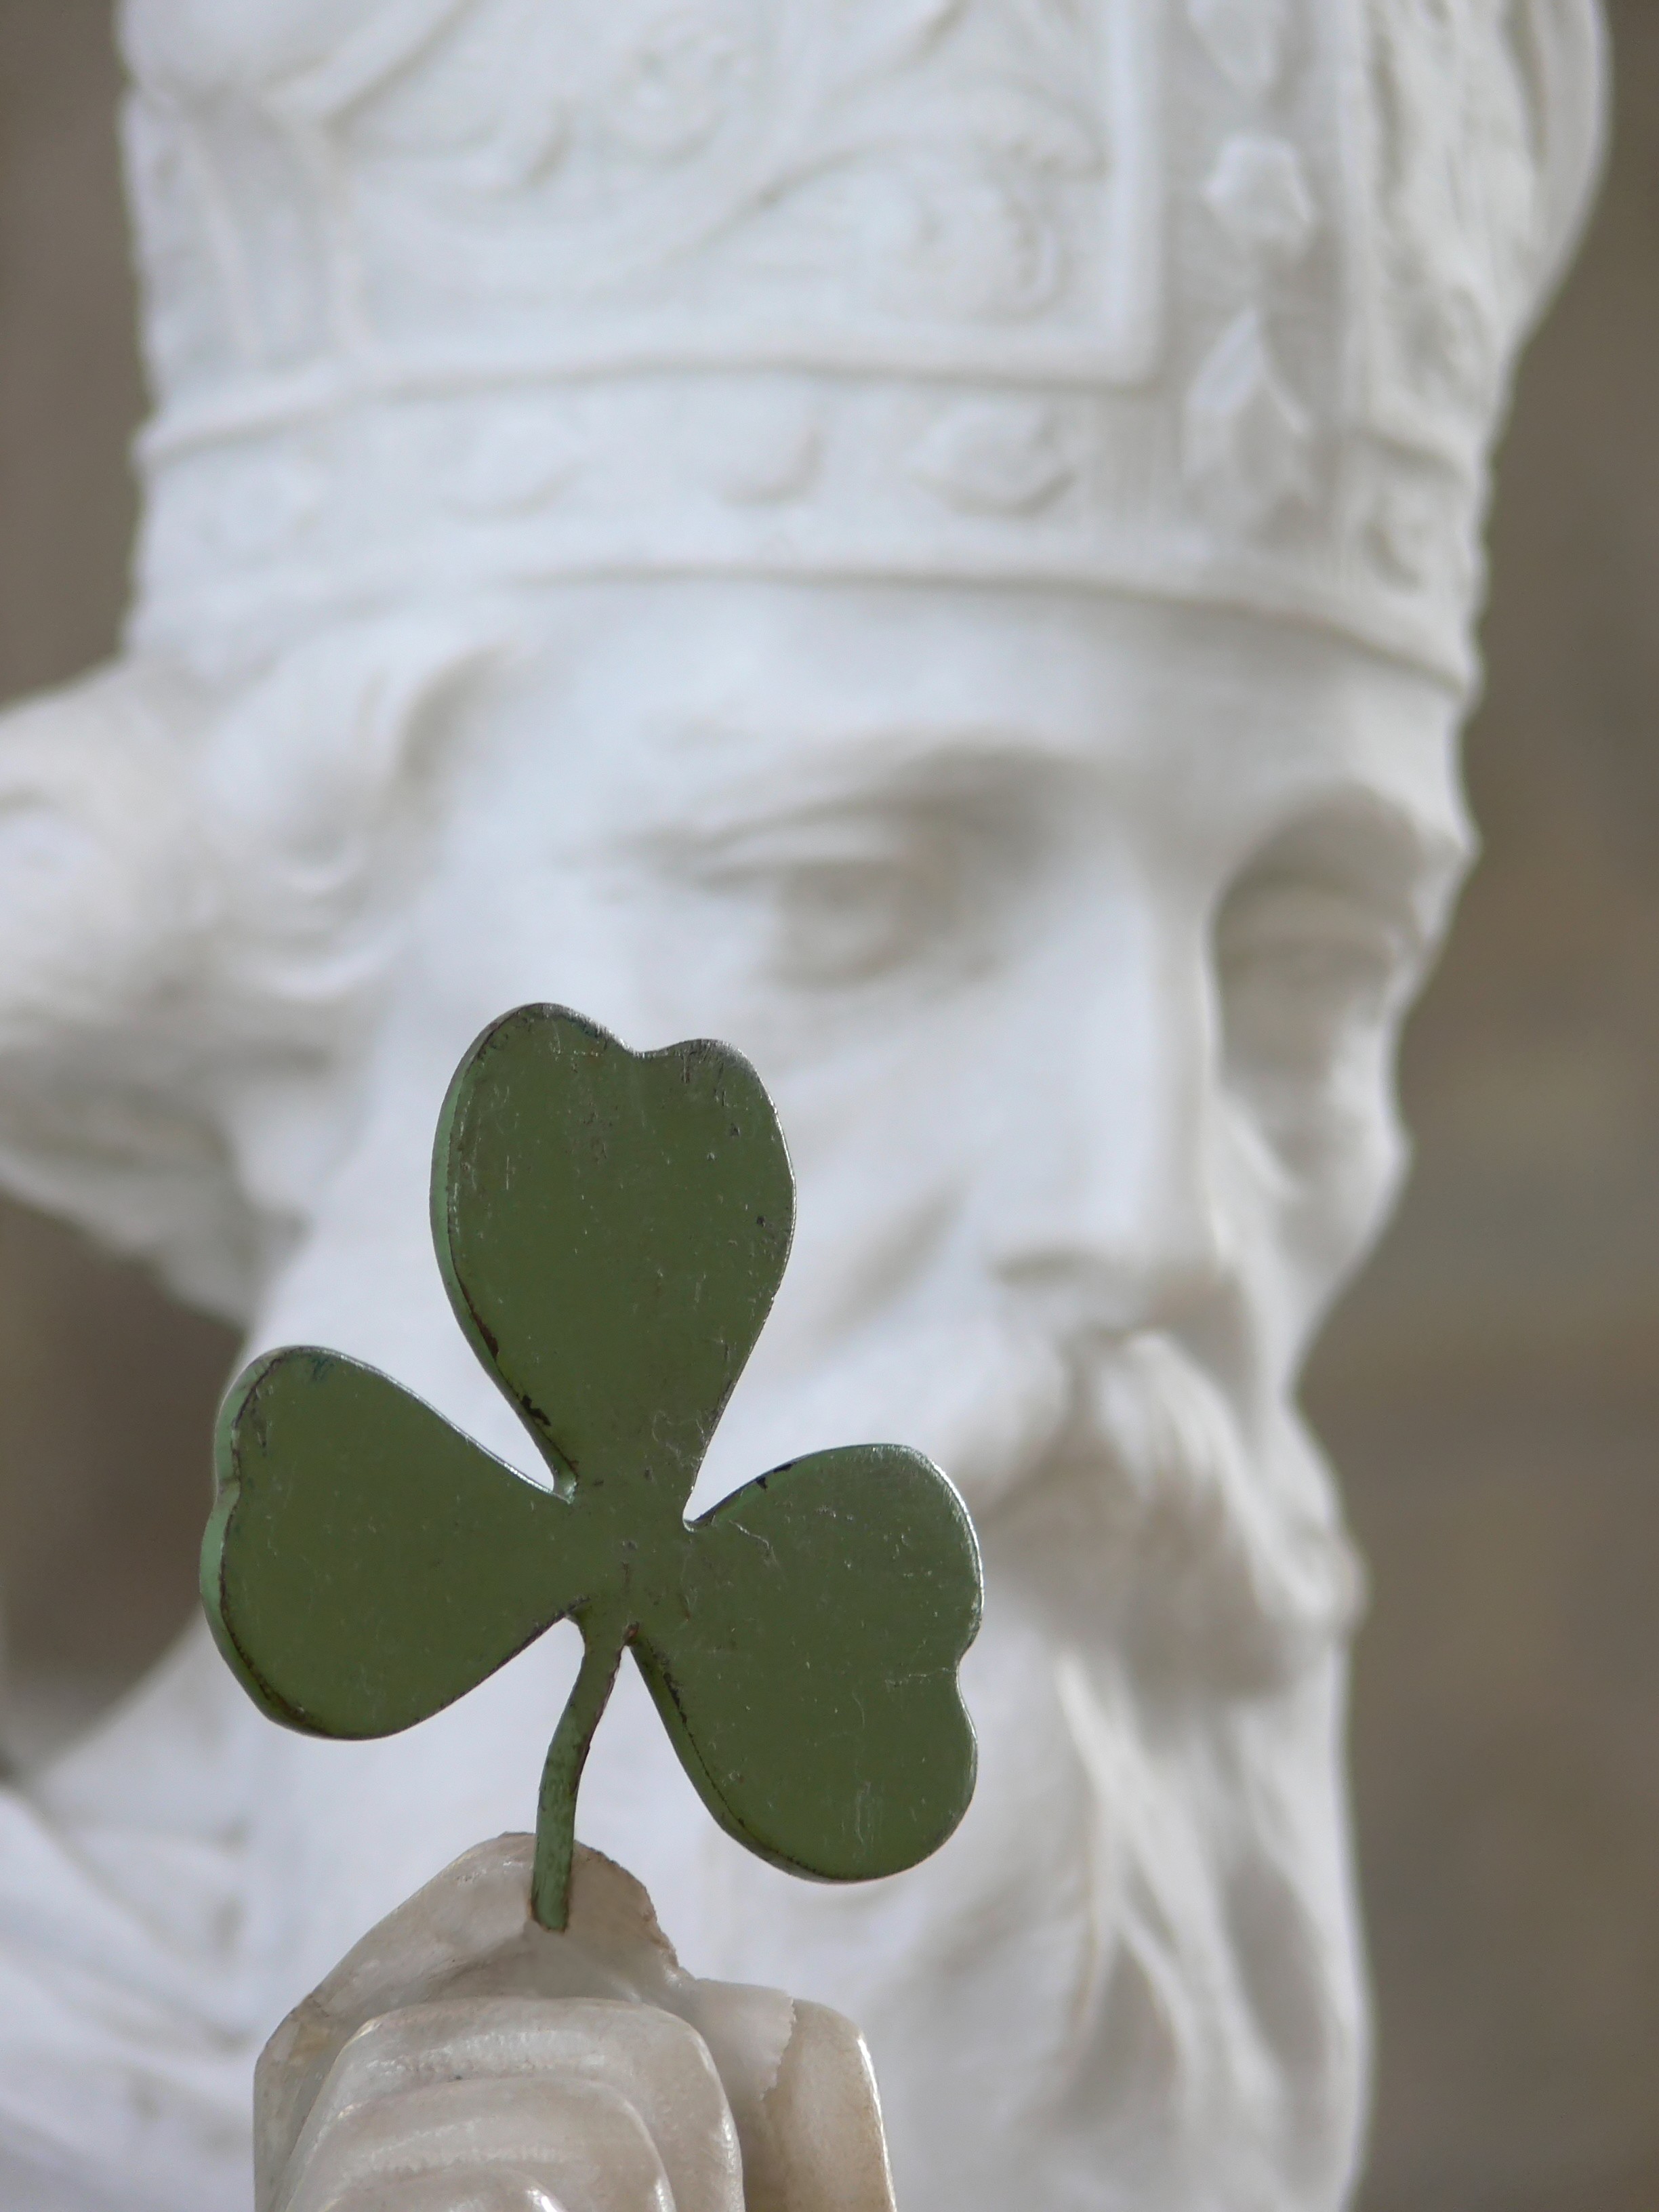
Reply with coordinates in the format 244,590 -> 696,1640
434,1006 -> 794,1504
206,1349 -> 597,1737
637,1445 -> 981,1881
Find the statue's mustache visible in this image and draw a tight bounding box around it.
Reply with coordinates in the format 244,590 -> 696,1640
716,1317 -> 1364,1693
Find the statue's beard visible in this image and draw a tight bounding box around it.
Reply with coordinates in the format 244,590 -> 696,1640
692,1314 -> 1371,2209
988,1330 -> 1365,1694
713,1313 -> 1364,1696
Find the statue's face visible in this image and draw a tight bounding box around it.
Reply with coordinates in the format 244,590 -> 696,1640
233,575 -> 1470,2200
257,577 -> 1469,1633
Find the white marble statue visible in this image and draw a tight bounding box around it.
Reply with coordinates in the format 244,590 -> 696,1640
0,1 -> 1605,2207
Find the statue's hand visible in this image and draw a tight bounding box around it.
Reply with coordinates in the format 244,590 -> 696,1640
256,1835 -> 895,2212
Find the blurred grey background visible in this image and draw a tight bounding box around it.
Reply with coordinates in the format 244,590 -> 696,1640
0,4 -> 1655,2207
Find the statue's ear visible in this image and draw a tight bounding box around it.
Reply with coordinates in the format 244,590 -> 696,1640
1516,0 -> 1608,319
0,657 -> 253,1319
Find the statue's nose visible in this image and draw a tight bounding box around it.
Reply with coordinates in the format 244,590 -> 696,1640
983,923 -> 1229,1336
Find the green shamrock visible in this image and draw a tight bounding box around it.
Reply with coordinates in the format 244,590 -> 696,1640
203,1005 -> 981,1929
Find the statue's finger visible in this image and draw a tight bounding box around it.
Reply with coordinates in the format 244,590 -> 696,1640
685,1985 -> 896,2212
325,2170 -> 567,2212
280,1998 -> 743,2212
277,2073 -> 673,2212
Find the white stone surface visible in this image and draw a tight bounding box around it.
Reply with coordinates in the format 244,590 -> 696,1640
0,3 -> 1606,2209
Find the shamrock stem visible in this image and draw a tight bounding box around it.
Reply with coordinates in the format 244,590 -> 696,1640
532,1615 -> 626,1931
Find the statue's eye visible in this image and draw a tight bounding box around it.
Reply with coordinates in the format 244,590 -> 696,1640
687,811 -> 988,992
1216,880 -> 1415,1080
758,851 -> 954,986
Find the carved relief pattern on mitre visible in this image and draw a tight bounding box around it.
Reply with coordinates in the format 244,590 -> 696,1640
115,0 -> 1603,687
1351,0 -> 1570,459
120,0 -> 1166,399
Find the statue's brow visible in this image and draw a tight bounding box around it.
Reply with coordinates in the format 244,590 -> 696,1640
642,724 -> 1065,847
1232,789 -> 1473,948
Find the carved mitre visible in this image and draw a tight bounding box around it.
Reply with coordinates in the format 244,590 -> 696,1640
119,0 -> 1605,685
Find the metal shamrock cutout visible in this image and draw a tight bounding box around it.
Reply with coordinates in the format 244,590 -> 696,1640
203,1006 -> 982,1928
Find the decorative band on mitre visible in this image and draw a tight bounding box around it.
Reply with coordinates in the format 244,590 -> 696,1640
129,350 -> 1485,684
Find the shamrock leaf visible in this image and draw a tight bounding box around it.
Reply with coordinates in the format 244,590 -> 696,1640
204,1005 -> 981,1927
